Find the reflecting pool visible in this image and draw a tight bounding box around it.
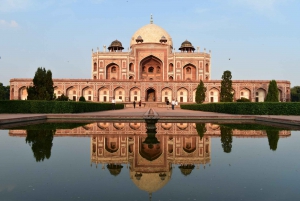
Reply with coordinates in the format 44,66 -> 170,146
0,121 -> 300,201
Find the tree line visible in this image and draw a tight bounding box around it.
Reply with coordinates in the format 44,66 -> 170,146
2,67 -> 300,102
195,70 -> 298,103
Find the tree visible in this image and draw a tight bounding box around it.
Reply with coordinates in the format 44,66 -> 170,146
196,123 -> 206,139
79,96 -> 86,102
266,130 -> 279,151
26,129 -> 55,162
0,83 -> 10,100
265,80 -> 279,102
291,86 -> 300,102
27,67 -> 54,100
220,70 -> 233,102
220,126 -> 233,153
195,80 -> 206,103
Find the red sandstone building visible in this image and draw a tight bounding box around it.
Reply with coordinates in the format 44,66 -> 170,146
10,18 -> 291,103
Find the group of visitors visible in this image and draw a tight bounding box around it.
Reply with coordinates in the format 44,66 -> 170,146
112,97 -> 178,110
166,99 -> 178,110
132,100 -> 142,109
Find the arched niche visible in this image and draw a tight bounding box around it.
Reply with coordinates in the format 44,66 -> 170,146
106,63 -> 119,80
161,87 -> 172,102
209,88 -> 219,102
105,137 -> 119,153
177,88 -> 188,103
98,87 -> 109,102
130,87 -> 141,102
18,86 -> 27,100
240,88 -> 251,100
114,87 -> 125,102
255,88 -> 266,102
82,86 -> 93,101
66,86 -> 77,101
183,64 -> 196,81
140,55 -> 163,81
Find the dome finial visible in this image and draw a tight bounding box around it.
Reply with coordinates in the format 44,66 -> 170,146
150,14 -> 153,24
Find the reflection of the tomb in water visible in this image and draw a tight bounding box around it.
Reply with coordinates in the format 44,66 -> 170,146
2,121 -> 297,200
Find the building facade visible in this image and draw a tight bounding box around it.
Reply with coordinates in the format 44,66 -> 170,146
10,19 -> 291,103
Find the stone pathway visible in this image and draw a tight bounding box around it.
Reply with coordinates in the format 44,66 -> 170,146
1,107 -> 300,126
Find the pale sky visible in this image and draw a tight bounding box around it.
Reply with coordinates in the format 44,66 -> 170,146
0,0 -> 299,86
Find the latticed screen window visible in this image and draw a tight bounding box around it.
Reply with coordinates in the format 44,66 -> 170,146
89,91 -> 92,95
180,92 -> 183,95
119,91 -> 122,95
210,92 -> 213,95
73,91 -> 76,94
134,91 -> 137,95
104,91 -> 107,95
58,91 -> 61,94
241,92 -> 244,96
165,92 -> 168,95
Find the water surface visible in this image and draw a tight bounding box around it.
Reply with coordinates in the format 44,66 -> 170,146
0,121 -> 299,201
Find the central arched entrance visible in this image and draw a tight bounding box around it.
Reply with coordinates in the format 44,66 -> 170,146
140,55 -> 163,81
146,88 -> 156,102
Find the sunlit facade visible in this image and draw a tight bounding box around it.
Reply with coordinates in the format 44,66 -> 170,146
10,18 -> 291,103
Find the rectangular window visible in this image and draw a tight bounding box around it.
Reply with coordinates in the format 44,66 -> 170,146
73,96 -> 76,101
134,96 -> 137,101
180,97 -> 183,102
88,96 -> 91,101
104,96 -> 107,102
119,96 -> 122,100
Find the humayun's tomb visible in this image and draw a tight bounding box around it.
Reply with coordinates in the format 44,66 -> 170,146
10,17 -> 291,103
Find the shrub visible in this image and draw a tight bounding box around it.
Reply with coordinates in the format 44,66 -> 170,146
0,100 -> 124,113
236,97 -> 250,102
180,102 -> 300,115
79,96 -> 86,102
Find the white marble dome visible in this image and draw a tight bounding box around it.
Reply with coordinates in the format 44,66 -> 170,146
130,23 -> 173,47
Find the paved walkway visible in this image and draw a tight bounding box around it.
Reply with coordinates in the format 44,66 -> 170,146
1,107 -> 300,126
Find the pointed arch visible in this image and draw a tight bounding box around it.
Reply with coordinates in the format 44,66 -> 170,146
140,55 -> 163,81
209,87 -> 219,102
183,63 -> 196,81
177,87 -> 188,102
106,63 -> 119,80
114,87 -> 125,102
129,87 -> 141,102
255,88 -> 266,102
161,87 -> 172,102
82,86 -> 93,101
19,86 -> 27,100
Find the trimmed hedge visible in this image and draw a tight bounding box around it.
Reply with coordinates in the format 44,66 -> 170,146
0,100 -> 124,113
180,102 -> 300,115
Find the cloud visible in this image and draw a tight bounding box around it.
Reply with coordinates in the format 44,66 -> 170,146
0,0 -> 32,12
90,0 -> 105,4
0,19 -> 19,28
234,0 -> 290,11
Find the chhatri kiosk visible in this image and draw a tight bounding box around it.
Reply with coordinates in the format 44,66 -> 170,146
10,17 -> 290,103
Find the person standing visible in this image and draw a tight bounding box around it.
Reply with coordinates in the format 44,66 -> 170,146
171,99 -> 175,110
112,97 -> 116,110
166,99 -> 170,110
139,100 -> 142,108
133,100 -> 136,109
